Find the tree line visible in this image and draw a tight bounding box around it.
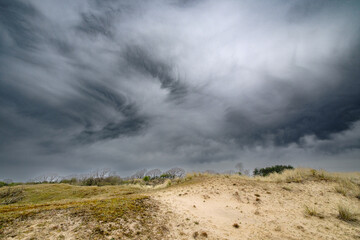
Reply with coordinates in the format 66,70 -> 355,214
1,164 -> 295,187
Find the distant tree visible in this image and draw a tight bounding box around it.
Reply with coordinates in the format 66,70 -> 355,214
91,168 -> 114,179
235,162 -> 244,175
60,177 -> 78,185
253,165 -> 294,177
78,174 -> 89,182
33,174 -> 61,183
164,167 -> 185,178
3,179 -> 13,184
146,169 -> 162,179
47,174 -> 60,183
131,169 -> 147,179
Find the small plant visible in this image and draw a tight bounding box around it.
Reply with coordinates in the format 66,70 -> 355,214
337,204 -> 357,222
143,176 -> 150,182
304,205 -> 324,218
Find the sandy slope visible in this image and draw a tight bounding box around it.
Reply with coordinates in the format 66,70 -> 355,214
153,176 -> 360,240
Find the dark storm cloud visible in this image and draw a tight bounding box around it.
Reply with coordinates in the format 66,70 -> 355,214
75,81 -> 148,143
0,0 -> 41,50
0,0 -> 360,180
76,12 -> 114,38
124,46 -> 188,101
225,60 -> 360,145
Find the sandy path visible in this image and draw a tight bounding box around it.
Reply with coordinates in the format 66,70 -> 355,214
152,176 -> 360,240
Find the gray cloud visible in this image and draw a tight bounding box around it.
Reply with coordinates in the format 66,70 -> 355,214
0,0 -> 360,181
124,45 -> 188,101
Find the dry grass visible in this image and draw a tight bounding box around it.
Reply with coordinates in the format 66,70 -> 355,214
335,185 -> 348,196
304,205 -> 324,219
356,191 -> 360,200
0,183 -> 171,239
0,187 -> 25,205
263,168 -> 334,183
334,178 -> 360,198
337,204 -> 358,222
186,168 -> 360,186
260,168 -> 360,186
0,184 -> 139,205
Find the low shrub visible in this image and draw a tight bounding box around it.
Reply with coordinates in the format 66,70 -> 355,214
253,165 -> 294,177
60,177 -> 78,185
160,173 -> 174,179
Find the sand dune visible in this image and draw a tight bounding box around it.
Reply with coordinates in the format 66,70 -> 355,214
1,169 -> 359,239
152,171 -> 360,239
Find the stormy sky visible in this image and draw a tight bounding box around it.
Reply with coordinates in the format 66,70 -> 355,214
1,0 -> 360,181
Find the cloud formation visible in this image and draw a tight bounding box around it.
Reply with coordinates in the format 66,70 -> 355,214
1,0 -> 360,180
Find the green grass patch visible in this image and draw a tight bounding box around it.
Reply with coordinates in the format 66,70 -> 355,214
0,184 -> 139,205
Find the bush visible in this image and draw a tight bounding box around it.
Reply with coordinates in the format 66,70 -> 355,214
143,176 -> 150,182
60,177 -> 78,185
253,165 -> 294,177
60,175 -> 124,186
0,181 -> 21,188
81,176 -> 123,186
160,174 -> 173,179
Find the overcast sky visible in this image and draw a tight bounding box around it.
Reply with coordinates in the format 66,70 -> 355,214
1,0 -> 360,181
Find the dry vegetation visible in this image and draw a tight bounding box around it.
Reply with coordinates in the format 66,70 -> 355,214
0,183 -> 172,239
0,168 -> 359,239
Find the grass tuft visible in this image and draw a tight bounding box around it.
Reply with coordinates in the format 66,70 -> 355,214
335,185 -> 347,196
304,205 -> 324,219
334,179 -> 359,197
337,204 -> 357,222
260,168 -> 360,186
